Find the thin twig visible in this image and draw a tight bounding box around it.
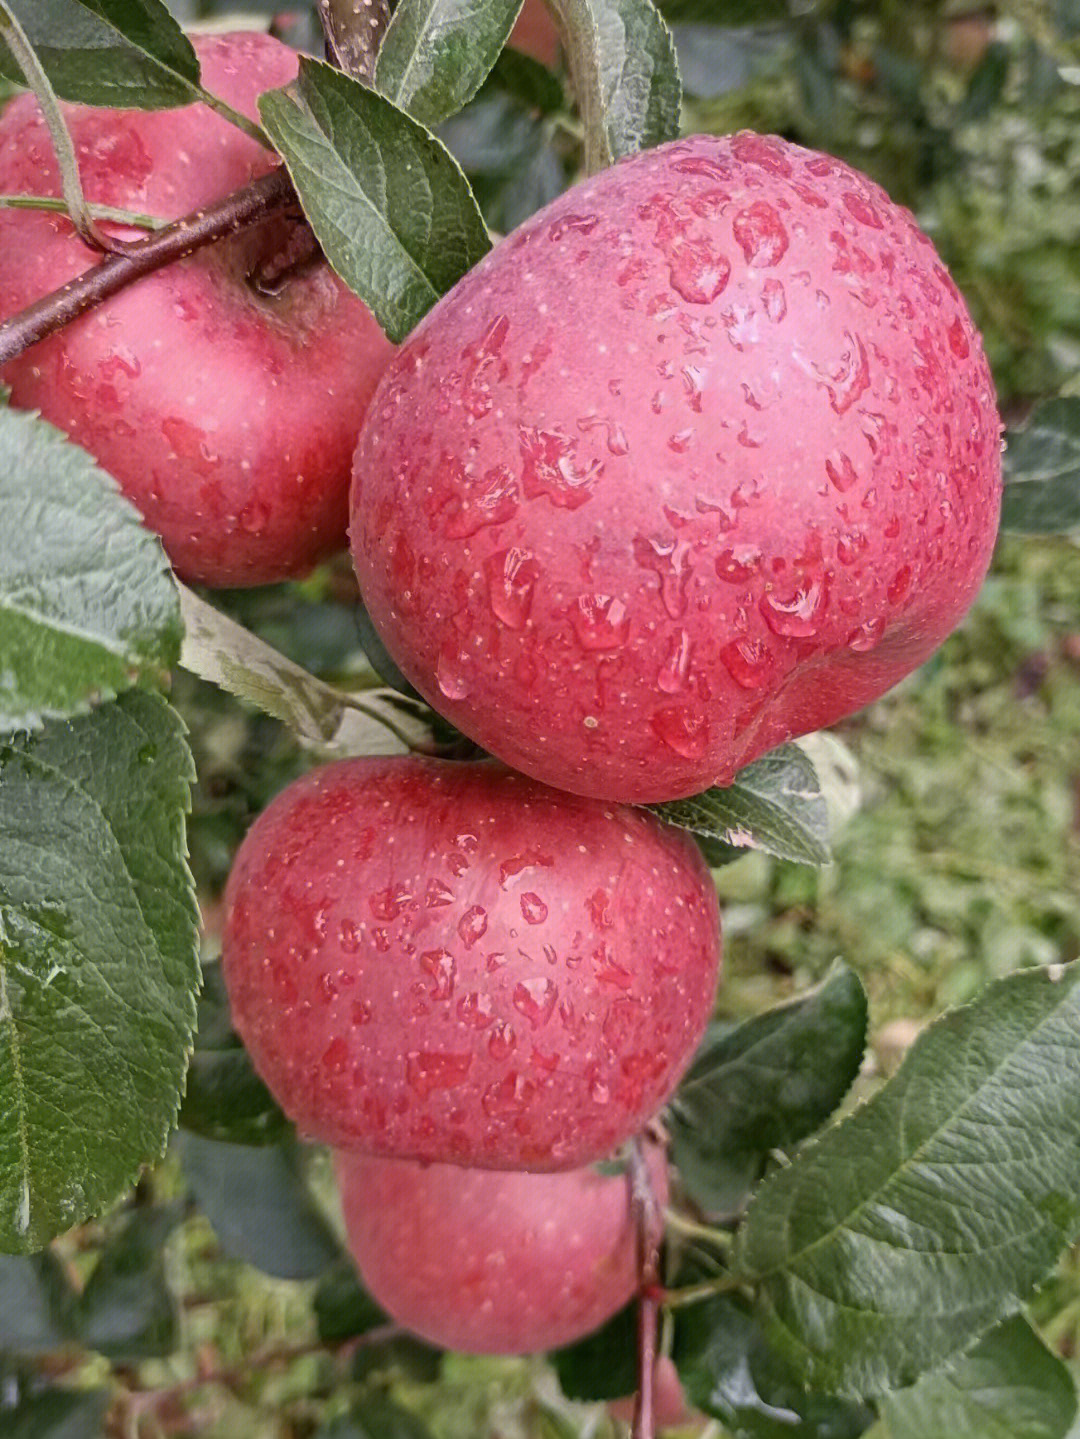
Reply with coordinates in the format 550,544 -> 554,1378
629,1138 -> 663,1439
0,168 -> 297,368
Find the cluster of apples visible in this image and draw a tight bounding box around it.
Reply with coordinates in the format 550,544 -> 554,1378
1,15 -> 1003,1369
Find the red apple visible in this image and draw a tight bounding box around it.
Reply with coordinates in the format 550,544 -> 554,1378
0,31 -> 394,587
222,757 -> 720,1168
350,132 -> 1002,803
509,0 -> 561,67
335,1143 -> 667,1353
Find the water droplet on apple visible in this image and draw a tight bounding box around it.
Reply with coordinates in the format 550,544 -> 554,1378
657,629 -> 691,693
338,919 -> 362,953
436,645 -> 469,700
651,705 -> 709,759
887,564 -> 913,604
425,879 -> 454,908
847,616 -> 885,651
761,575 -> 828,638
458,906 -> 488,949
369,883 -> 413,921
420,948 -> 456,1000
486,547 -> 540,630
762,277 -> 787,321
716,546 -> 761,584
667,237 -> 731,304
571,594 -> 630,650
487,1020 -> 517,1060
513,976 -> 557,1029
549,212 -> 599,241
732,200 -> 789,266
519,425 -> 600,509
482,1071 -> 536,1115
825,451 -> 860,493
457,991 -> 494,1029
520,893 -> 549,925
720,635 -> 775,689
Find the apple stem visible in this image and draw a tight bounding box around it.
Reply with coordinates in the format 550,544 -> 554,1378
316,0 -> 391,79
0,169 -> 297,369
630,1136 -> 662,1439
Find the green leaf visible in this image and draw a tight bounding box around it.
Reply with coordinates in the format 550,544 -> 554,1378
350,1330 -> 443,1383
0,0 -> 199,109
737,961 -> 1080,1397
669,962 -> 868,1215
674,1291 -> 876,1439
315,1253 -> 445,1382
179,961 -> 289,1146
177,585 -> 434,757
548,0 -> 681,172
878,1316 -> 1077,1439
491,46 -> 566,113
259,59 -> 491,343
318,1396 -> 436,1439
375,0 -> 526,128
1001,397 -> 1080,535
0,1251 -> 75,1354
314,1259 -> 389,1343
2,1386 -> 110,1439
74,1203 -> 180,1361
176,1132 -> 341,1280
0,409 -> 182,735
0,692 -> 198,1253
551,1302 -> 638,1401
651,744 -> 832,867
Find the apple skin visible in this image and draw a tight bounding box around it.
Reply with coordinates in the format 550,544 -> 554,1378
335,1143 -> 667,1354
350,131 -> 1002,803
0,31 -> 394,587
222,757 -> 720,1169
509,0 -> 561,66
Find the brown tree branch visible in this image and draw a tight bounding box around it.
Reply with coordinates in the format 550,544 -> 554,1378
0,168 -> 298,370
629,1137 -> 663,1439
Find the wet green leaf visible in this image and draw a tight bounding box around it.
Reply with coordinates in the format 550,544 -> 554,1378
259,59 -> 491,343
1002,397 -> 1080,534
0,408 -> 181,734
0,693 -> 198,1252
376,0 -> 525,128
0,0 -> 198,108
652,744 -> 832,866
738,962 -> 1080,1395
878,1316 -> 1076,1439
669,962 -> 868,1215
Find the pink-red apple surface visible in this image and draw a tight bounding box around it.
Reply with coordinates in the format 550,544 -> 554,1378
509,0 -> 561,66
350,132 -> 1002,803
0,31 -> 393,587
223,757 -> 720,1168
335,1144 -> 667,1353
